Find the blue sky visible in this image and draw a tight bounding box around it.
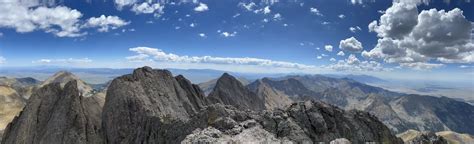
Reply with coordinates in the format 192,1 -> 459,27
0,0 -> 473,81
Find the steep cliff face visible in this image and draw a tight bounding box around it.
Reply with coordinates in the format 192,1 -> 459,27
1,80 -> 104,144
102,66 -> 209,143
0,86 -> 25,137
207,73 -> 265,111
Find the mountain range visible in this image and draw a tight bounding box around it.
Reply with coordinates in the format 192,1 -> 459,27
0,66 -> 472,143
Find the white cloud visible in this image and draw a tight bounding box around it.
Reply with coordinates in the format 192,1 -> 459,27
317,56 -> 323,59
190,23 -> 196,27
84,15 -> 130,32
368,2 -> 418,39
325,54 -> 390,72
126,47 -> 316,69
32,58 -> 93,64
330,58 -> 336,62
263,6 -> 271,14
337,51 -> 345,56
324,45 -> 333,52
114,0 -> 137,9
310,7 -> 323,16
338,14 -> 345,19
365,1 -> 474,70
399,62 -> 444,70
273,13 -> 282,21
238,2 -> 256,11
220,31 -> 237,37
349,26 -> 361,33
351,0 -> 363,4
0,56 -> 5,64
194,2 -> 208,12
198,33 -> 206,37
0,1 -> 129,37
339,37 -> 363,52
0,3 -> 84,37
131,2 -> 164,17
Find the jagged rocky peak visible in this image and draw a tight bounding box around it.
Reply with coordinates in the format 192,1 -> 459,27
40,70 -> 93,97
246,78 -> 293,110
102,66 -> 209,143
207,72 -> 266,111
1,80 -> 104,144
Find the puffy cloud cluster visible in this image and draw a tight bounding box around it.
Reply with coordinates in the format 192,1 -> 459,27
131,2 -> 164,17
32,58 -> 93,64
220,31 -> 237,37
114,0 -> 137,9
339,37 -> 363,52
310,7 -> 323,16
0,2 -> 83,37
194,2 -> 208,12
0,1 -> 128,37
126,47 -> 316,69
326,54 -> 390,72
337,51 -> 345,56
364,1 -> 474,70
84,15 -> 130,32
324,45 -> 333,52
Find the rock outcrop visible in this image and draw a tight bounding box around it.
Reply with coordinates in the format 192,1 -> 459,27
102,66 -> 209,143
1,80 -> 104,144
436,131 -> 474,144
397,130 -> 447,144
207,73 -> 265,111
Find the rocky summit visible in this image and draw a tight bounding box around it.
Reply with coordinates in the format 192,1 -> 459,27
2,67 -> 403,144
1,80 -> 104,144
207,73 -> 266,111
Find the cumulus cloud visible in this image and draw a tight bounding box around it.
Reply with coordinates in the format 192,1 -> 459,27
310,7 -> 323,16
325,54 -> 390,72
32,58 -> 93,64
330,58 -> 336,62
126,47 -> 316,69
0,3 -> 84,37
339,37 -> 363,52
238,2 -> 256,11
263,6 -> 271,14
273,13 -> 282,21
220,31 -> 237,37
198,33 -> 206,37
0,56 -> 5,64
337,51 -> 345,56
324,45 -> 333,52
84,15 -> 130,32
131,2 -> 164,17
368,2 -> 418,39
349,26 -> 361,33
398,62 -> 444,70
0,1 -> 129,37
338,14 -> 345,19
114,0 -> 137,9
365,1 -> 474,70
194,2 -> 208,12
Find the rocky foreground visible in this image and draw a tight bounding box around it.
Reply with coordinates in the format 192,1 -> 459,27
2,67 -> 403,143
